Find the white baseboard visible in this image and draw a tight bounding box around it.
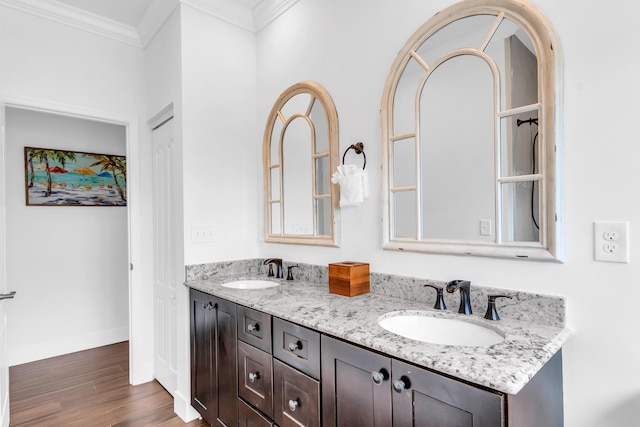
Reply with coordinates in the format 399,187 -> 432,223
9,327 -> 129,366
173,390 -> 201,422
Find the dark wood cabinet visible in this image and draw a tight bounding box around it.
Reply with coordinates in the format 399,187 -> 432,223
238,398 -> 274,427
273,317 -> 320,380
190,290 -> 563,427
321,335 -> 392,427
238,340 -> 273,418
238,305 -> 273,354
273,358 -> 320,427
322,335 -> 510,427
392,359 -> 504,427
190,289 -> 237,426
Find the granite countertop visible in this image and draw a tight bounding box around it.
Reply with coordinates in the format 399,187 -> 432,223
186,275 -> 572,395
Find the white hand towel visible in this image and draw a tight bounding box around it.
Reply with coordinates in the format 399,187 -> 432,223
331,164 -> 369,207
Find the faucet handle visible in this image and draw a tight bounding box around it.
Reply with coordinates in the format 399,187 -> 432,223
484,294 -> 512,321
264,258 -> 284,278
286,265 -> 299,281
423,284 -> 446,310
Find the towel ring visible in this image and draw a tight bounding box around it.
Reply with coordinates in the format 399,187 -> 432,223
342,142 -> 366,169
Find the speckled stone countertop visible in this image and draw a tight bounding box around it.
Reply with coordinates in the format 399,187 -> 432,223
186,275 -> 572,395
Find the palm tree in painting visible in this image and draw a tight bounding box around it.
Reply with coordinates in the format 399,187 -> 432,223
26,150 -> 35,188
88,154 -> 126,202
26,149 -> 76,197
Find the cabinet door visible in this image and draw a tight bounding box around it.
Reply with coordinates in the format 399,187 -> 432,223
190,289 -> 238,427
273,359 -> 320,427
190,289 -> 215,424
321,336 -> 392,427
238,398 -> 274,427
238,341 -> 273,418
213,297 -> 238,427
392,359 -> 504,427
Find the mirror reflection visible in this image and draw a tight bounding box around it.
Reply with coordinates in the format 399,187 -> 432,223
382,0 -> 561,260
263,81 -> 340,246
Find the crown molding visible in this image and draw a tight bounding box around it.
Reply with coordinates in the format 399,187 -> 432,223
137,0 -> 180,47
180,0 -> 298,32
0,0 -> 299,49
253,0 -> 298,32
0,0 -> 143,47
180,0 -> 253,32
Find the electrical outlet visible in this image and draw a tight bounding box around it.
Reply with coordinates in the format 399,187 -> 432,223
594,221 -> 629,263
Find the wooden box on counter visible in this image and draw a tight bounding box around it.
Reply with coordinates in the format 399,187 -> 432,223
328,262 -> 370,297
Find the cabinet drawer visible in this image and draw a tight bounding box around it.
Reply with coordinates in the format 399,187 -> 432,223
238,305 -> 272,353
238,398 -> 274,427
273,317 -> 320,380
273,359 -> 320,427
238,341 -> 273,418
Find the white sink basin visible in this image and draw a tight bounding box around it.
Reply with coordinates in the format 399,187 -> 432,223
221,280 -> 280,290
378,312 -> 504,347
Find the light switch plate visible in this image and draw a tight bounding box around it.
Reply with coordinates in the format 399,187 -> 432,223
594,221 -> 629,263
191,224 -> 215,243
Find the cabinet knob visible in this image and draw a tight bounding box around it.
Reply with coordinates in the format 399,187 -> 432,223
288,398 -> 299,412
248,372 -> 260,383
371,368 -> 389,384
288,340 -> 302,352
247,323 -> 260,333
393,376 -> 411,393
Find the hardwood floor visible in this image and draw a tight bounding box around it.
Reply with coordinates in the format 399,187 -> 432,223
9,341 -> 209,427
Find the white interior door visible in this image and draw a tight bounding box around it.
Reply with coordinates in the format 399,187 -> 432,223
152,116 -> 178,394
0,106 -> 12,427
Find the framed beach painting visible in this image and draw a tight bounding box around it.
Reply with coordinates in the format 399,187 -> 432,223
24,147 -> 127,206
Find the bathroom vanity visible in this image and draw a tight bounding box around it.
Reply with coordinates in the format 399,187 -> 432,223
187,272 -> 570,427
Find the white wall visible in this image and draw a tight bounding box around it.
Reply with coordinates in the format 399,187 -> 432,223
181,4 -> 259,264
144,6 -> 193,419
4,108 -> 129,365
145,5 -> 260,420
0,4 -> 153,381
255,1 -> 640,426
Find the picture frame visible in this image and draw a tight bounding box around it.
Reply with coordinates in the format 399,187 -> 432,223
24,147 -> 127,206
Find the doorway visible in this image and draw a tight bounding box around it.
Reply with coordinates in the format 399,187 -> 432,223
4,106 -> 130,366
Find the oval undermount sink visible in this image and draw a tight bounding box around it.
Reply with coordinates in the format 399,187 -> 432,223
378,312 -> 504,347
221,280 -> 280,290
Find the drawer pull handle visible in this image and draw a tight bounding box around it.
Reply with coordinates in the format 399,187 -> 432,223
288,398 -> 299,412
247,323 -> 260,333
371,368 -> 389,384
393,376 -> 411,393
201,302 -> 216,310
288,340 -> 303,352
248,372 -> 260,383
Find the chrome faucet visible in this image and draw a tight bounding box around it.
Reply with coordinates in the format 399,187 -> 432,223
446,280 -> 472,315
263,258 -> 283,279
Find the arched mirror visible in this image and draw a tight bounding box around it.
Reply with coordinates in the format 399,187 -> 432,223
381,0 -> 563,261
263,81 -> 340,246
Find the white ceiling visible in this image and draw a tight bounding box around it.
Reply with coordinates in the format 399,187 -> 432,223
53,0 -> 265,28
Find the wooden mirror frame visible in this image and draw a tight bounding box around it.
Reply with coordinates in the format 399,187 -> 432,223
263,81 -> 340,246
381,0 -> 563,261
